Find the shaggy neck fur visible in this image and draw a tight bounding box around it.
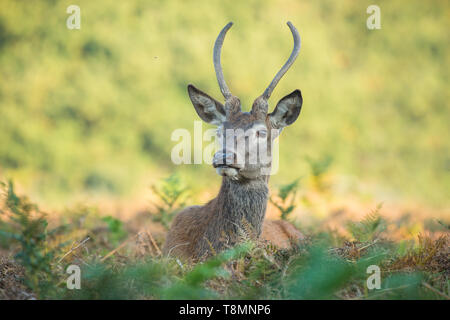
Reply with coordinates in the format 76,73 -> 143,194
198,175 -> 269,257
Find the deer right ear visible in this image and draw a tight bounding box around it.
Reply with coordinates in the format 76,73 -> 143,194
187,84 -> 226,125
268,90 -> 303,129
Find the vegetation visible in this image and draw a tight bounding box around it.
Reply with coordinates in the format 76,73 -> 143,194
150,173 -> 188,230
0,179 -> 448,300
269,179 -> 300,221
346,203 -> 386,242
0,0 -> 448,207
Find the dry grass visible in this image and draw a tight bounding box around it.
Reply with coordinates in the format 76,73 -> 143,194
0,255 -> 35,300
0,178 -> 448,300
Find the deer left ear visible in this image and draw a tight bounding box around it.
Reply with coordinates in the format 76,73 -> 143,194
187,84 -> 226,125
268,90 -> 303,129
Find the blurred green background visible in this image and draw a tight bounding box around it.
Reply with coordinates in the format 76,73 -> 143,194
0,0 -> 448,207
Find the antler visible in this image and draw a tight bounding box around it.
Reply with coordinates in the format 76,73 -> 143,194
262,21 -> 301,100
213,22 -> 233,100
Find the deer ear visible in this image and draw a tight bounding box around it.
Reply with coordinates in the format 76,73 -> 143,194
268,90 -> 302,129
187,84 -> 226,125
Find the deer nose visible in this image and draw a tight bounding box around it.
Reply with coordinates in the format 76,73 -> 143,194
212,151 -> 243,169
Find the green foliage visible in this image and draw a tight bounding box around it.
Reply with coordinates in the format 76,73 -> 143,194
0,181 -> 60,296
437,220 -> 450,231
102,216 -> 127,244
0,1 -> 448,206
286,245 -> 355,299
306,155 -> 333,178
269,179 -> 299,221
163,243 -> 252,299
150,173 -> 188,230
66,243 -> 252,300
0,178 -> 447,300
368,273 -> 425,300
346,204 -> 386,242
305,155 -> 333,190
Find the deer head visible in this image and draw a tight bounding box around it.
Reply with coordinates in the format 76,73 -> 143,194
187,22 -> 303,181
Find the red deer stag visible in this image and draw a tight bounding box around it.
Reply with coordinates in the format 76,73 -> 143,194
163,22 -> 304,261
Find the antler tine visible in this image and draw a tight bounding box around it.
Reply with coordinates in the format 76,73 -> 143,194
262,21 -> 301,100
213,22 -> 233,100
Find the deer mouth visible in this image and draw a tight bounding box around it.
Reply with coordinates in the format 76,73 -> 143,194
215,165 -> 240,177
213,163 -> 241,169
212,151 -> 243,176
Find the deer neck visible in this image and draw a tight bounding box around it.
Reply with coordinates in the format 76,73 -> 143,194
202,176 -> 269,253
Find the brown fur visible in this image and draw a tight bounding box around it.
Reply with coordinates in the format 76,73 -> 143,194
261,220 -> 305,249
163,174 -> 304,261
163,22 -> 304,261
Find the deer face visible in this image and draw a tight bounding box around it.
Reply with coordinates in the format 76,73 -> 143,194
187,22 -> 303,180
188,86 -> 302,179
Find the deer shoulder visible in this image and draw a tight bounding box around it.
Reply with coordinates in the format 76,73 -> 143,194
163,205 -> 206,260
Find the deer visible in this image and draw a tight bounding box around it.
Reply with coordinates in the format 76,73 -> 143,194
163,21 -> 304,261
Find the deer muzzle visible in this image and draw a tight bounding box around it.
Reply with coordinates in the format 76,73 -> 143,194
212,151 -> 244,178
212,151 -> 244,169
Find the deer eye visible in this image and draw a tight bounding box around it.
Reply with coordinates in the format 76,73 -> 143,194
256,129 -> 267,138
